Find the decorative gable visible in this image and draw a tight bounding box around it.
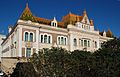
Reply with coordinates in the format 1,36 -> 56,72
51,17 -> 57,27
81,10 -> 90,25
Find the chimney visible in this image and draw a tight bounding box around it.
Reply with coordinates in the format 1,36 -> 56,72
8,26 -> 12,33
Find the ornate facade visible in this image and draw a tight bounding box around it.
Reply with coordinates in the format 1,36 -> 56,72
1,4 -> 113,58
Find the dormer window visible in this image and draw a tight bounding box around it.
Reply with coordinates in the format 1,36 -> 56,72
51,17 -> 57,27
51,22 -> 57,27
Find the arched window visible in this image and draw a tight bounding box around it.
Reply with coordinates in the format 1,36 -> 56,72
51,22 -> 57,27
58,37 -> 60,44
48,36 -> 51,43
88,40 -> 90,47
44,35 -> 47,43
61,37 -> 64,45
64,38 -> 66,45
30,33 -> 33,42
57,36 -> 67,45
40,34 -> 52,44
95,41 -> 97,48
25,32 -> 28,41
73,38 -> 77,46
41,35 -> 43,43
84,40 -> 87,47
52,23 -> 54,26
54,23 -> 56,27
81,40 -> 83,47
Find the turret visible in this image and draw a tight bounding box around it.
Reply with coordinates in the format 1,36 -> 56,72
106,28 -> 113,37
90,19 -> 94,31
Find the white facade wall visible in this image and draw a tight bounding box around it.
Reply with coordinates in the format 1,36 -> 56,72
1,20 -> 113,58
2,27 -> 19,57
0,34 -> 6,61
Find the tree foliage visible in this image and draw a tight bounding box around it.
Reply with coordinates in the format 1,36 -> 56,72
11,38 -> 120,77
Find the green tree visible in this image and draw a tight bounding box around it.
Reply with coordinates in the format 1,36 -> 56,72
92,38 -> 120,77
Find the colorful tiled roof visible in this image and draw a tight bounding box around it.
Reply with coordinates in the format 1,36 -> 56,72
62,12 -> 83,25
20,3 -> 65,28
20,3 -> 36,21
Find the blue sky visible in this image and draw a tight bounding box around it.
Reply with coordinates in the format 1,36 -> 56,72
0,0 -> 120,37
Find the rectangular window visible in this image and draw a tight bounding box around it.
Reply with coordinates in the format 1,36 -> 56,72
26,48 -> 31,57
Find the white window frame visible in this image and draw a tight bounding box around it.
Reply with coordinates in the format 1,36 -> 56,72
40,33 -> 52,44
57,36 -> 67,45
24,31 -> 34,42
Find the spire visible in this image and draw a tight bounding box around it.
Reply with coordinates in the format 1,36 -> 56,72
83,9 -> 87,16
23,3 -> 32,16
106,28 -> 113,37
53,17 -> 57,21
20,3 -> 35,21
26,2 -> 28,8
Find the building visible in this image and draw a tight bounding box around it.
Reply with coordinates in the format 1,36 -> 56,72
0,33 -> 6,61
1,4 -> 113,58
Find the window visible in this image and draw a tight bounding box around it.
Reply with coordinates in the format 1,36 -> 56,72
51,22 -> 57,27
44,35 -> 47,43
58,37 -> 60,44
40,34 -> 52,44
64,38 -> 66,45
54,23 -> 56,27
48,36 -> 51,43
30,33 -> 33,42
82,25 -> 84,28
88,40 -> 90,47
95,41 -> 97,48
84,40 -> 87,47
73,38 -> 77,46
25,32 -> 28,41
61,37 -> 64,45
57,36 -> 67,45
41,35 -> 43,43
81,40 -> 83,47
26,48 -> 31,57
